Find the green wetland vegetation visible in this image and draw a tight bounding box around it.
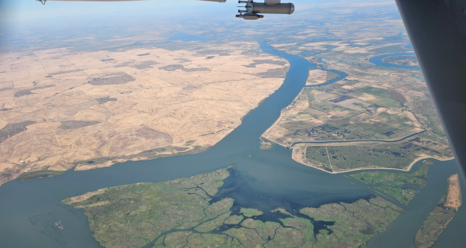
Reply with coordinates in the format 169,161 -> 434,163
240,208 -> 264,217
348,162 -> 432,205
369,44 -> 409,54
415,174 -> 462,248
325,71 -> 341,82
64,167 -> 403,248
17,170 -> 63,181
305,140 -> 451,172
383,55 -> 418,66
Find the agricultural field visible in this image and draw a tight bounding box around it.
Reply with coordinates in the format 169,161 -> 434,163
263,66 -> 443,146
264,35 -> 452,172
266,85 -> 423,146
296,138 -> 452,173
260,4 -> 453,173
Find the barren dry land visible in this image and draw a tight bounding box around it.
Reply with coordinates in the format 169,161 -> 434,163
0,42 -> 288,185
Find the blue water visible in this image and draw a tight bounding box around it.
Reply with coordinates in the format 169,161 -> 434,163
369,52 -> 419,70
318,57 -> 327,65
369,159 -> 464,248
305,68 -> 348,88
319,43 -> 419,71
0,43 -> 463,248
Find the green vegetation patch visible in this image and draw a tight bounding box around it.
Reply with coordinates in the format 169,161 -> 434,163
63,167 -> 404,248
17,170 -> 63,181
241,219 -> 281,241
415,174 -> 462,248
370,44 -> 408,54
383,55 -> 418,66
274,84 -> 424,146
300,197 -> 402,247
326,71 -> 341,82
195,211 -> 231,232
240,208 -> 263,217
63,168 -> 230,248
354,86 -> 405,107
224,215 -> 244,225
348,162 -> 432,205
305,139 -> 450,173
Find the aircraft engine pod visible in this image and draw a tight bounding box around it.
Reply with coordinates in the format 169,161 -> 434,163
251,3 -> 295,15
236,0 -> 295,20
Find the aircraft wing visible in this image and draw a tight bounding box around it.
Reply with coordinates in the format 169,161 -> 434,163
395,0 -> 466,177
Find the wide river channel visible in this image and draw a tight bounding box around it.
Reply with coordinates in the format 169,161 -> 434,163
0,43 -> 464,248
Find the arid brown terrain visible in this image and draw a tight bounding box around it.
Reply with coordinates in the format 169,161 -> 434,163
306,69 -> 328,86
0,42 -> 288,185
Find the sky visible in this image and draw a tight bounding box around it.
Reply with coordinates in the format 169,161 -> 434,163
0,0 -> 326,24
0,0 -> 382,49
0,0 -> 343,41
1,0 -> 214,23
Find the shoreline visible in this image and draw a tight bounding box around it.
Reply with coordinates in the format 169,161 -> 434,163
289,129 -> 427,147
261,88 -> 305,141
0,42 -> 289,186
292,148 -> 454,174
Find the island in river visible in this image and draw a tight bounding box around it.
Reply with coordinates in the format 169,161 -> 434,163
63,167 -> 404,248
415,173 -> 462,248
349,161 -> 432,206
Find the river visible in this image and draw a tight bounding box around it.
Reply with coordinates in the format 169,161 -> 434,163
0,43 -> 464,248
369,52 -> 419,70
